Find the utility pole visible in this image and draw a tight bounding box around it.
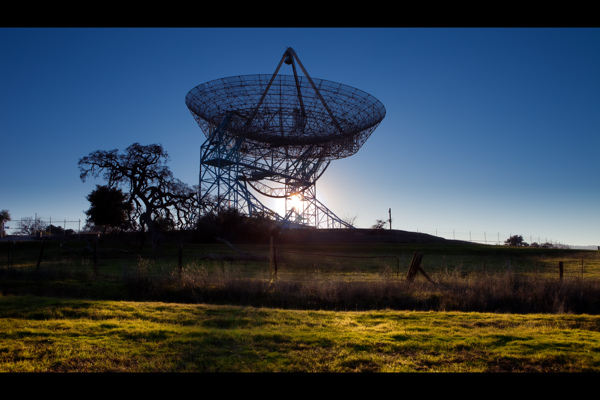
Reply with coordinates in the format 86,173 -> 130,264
389,208 -> 392,230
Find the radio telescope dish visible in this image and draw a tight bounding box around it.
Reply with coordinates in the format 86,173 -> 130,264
186,47 -> 385,228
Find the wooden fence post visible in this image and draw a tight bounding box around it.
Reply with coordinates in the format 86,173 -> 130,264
406,252 -> 435,284
6,241 -> 11,268
178,244 -> 183,278
406,252 -> 423,282
36,237 -> 46,271
270,236 -> 278,280
559,261 -> 563,280
93,237 -> 98,278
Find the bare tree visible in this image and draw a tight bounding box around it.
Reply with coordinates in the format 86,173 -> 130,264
16,217 -> 45,236
371,218 -> 388,230
78,143 -> 199,250
341,213 -> 358,227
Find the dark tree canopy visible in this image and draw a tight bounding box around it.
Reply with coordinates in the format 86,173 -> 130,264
1,209 -> 11,237
0,209 -> 10,223
85,185 -> 131,231
505,234 -> 526,247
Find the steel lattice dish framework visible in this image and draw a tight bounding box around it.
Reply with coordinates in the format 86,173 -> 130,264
186,48 -> 386,228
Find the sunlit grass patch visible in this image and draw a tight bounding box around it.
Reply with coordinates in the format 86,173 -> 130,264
2,296 -> 600,372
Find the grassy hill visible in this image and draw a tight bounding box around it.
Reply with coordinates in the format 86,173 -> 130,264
2,229 -> 600,372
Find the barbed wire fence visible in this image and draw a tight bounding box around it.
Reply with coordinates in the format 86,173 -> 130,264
403,228 -> 570,248
1,216 -> 83,239
0,215 -> 574,249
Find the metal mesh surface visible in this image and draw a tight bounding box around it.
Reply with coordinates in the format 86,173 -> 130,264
185,74 -> 386,160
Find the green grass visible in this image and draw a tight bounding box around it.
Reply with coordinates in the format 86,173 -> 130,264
2,237 -> 600,372
5,239 -> 600,280
1,295 -> 599,372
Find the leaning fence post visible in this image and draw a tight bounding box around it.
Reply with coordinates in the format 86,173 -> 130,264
406,252 -> 422,282
406,252 -> 435,284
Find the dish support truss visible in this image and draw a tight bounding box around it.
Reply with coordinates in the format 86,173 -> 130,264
199,111 -> 353,228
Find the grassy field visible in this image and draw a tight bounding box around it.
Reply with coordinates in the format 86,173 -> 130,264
2,295 -> 600,372
1,235 -> 600,372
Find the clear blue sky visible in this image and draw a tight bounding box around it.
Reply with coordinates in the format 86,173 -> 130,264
1,27 -> 598,247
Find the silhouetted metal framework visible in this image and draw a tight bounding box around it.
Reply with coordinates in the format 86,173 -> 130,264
185,48 -> 385,228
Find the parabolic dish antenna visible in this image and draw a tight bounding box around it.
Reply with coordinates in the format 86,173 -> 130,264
186,47 -> 385,228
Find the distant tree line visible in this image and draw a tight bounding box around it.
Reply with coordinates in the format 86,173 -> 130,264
0,213 -> 77,237
504,234 -> 558,249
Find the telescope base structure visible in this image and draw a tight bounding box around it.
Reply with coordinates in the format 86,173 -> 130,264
198,115 -> 352,229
